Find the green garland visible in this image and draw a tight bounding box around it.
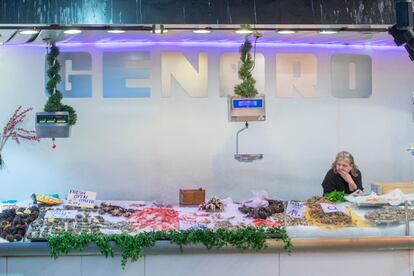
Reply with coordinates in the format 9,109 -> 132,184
47,227 -> 291,268
44,43 -> 77,126
234,27 -> 260,98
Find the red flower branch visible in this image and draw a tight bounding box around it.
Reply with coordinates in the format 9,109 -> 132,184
0,106 -> 39,167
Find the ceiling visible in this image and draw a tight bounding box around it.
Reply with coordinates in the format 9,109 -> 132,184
0,25 -> 398,48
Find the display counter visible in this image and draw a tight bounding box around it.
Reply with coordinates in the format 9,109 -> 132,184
1,194 -> 414,276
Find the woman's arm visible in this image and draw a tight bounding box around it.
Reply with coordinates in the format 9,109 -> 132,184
338,170 -> 358,192
355,171 -> 363,191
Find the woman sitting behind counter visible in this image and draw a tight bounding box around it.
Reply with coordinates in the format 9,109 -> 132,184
321,151 -> 363,195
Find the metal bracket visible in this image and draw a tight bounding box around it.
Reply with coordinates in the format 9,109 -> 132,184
234,121 -> 263,162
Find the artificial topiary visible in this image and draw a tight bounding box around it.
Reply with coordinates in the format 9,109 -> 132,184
44,43 -> 77,126
234,29 -> 261,98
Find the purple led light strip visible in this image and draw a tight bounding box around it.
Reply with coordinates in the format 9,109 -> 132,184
53,41 -> 401,51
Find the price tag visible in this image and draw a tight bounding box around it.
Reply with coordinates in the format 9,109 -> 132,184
179,220 -> 198,230
320,203 -> 340,213
100,229 -> 123,235
0,204 -> 18,211
67,189 -> 97,208
45,210 -> 78,219
179,220 -> 208,230
285,201 -> 305,218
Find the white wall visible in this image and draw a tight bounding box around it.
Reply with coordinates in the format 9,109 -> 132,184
0,43 -> 413,203
1,250 -> 411,276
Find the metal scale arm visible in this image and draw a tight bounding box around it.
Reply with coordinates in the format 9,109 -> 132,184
234,121 -> 263,162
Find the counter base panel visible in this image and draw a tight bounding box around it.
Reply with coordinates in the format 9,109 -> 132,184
0,251 -> 410,276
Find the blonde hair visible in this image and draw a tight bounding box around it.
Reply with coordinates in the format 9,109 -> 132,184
331,151 -> 359,177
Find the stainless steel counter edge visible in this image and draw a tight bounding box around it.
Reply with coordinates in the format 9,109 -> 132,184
0,237 -> 414,257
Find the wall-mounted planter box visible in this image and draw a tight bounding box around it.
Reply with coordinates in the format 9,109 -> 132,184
228,95 -> 266,122
35,112 -> 70,138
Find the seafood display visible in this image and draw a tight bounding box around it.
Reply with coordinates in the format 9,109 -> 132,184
128,208 -> 179,232
199,197 -> 225,212
307,204 -> 352,226
364,207 -> 414,225
345,190 -> 414,207
238,200 -> 285,219
268,200 -> 285,213
306,196 -> 352,226
4,192 -> 414,242
272,213 -> 312,226
99,202 -> 135,217
252,218 -> 281,228
305,196 -> 331,206
26,205 -> 133,239
213,219 -> 241,230
0,206 -> 39,241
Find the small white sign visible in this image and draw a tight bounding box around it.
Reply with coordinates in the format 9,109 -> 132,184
285,201 -> 305,218
67,189 -> 97,208
45,210 -> 79,219
179,220 -> 208,230
0,204 -> 18,211
179,220 -> 198,230
320,203 -> 340,213
100,229 -> 123,235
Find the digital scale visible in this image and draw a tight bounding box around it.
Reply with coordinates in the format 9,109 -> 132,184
228,95 -> 266,122
228,95 -> 266,162
35,112 -> 70,138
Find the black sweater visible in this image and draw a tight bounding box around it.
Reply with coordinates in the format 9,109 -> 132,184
321,168 -> 363,195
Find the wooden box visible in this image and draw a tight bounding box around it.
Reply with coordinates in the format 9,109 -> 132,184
179,188 -> 205,205
371,182 -> 414,195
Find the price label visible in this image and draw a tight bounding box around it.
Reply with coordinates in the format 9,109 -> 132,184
100,229 -> 123,235
285,201 -> 305,218
45,210 -> 78,219
0,204 -> 18,212
179,220 -> 198,230
67,189 -> 97,208
320,203 -> 340,213
179,220 -> 208,230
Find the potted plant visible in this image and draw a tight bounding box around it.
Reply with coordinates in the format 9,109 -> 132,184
36,43 -> 77,142
229,28 -> 266,122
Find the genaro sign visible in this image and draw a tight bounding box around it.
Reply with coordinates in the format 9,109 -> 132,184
52,51 -> 372,99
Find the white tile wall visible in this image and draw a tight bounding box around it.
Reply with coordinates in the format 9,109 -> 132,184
145,254 -> 279,276
2,251 -> 413,276
0,258 -> 5,276
1,46 -> 413,203
81,255 -> 144,276
7,256 -> 81,276
280,251 -> 410,276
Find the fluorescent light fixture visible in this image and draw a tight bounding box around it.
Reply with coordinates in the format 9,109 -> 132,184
193,29 -> 212,34
277,30 -> 296,34
235,29 -> 253,34
319,30 -> 338,34
64,29 -> 82,34
107,30 -> 126,34
19,30 -> 39,35
153,29 -> 168,34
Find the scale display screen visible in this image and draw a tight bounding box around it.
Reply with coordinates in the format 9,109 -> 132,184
232,99 -> 263,109
36,114 -> 69,124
